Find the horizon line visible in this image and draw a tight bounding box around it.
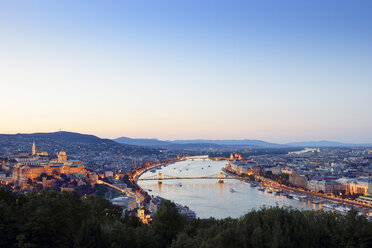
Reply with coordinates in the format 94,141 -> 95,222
1,130 -> 372,145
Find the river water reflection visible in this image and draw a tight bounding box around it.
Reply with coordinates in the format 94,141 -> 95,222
138,158 -> 321,219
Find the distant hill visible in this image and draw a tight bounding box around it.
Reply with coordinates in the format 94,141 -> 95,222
114,137 -> 223,150
5,131 -> 116,144
114,137 -> 285,148
286,140 -> 372,147
171,139 -> 284,147
114,137 -> 173,147
114,137 -> 372,149
0,131 -> 159,158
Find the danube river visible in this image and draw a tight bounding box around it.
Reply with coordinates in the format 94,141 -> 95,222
138,158 -> 321,219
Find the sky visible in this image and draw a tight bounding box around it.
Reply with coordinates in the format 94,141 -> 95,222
0,0 -> 371,143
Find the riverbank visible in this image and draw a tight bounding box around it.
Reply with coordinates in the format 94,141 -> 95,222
222,165 -> 372,215
138,158 -> 323,218
127,158 -> 184,204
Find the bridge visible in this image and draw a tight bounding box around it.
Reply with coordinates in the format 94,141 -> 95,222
185,157 -> 227,161
97,180 -> 127,193
137,171 -> 246,184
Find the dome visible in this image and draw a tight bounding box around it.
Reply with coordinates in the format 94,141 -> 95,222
58,149 -> 66,156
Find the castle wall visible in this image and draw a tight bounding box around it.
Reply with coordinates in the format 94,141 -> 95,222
13,164 -> 85,183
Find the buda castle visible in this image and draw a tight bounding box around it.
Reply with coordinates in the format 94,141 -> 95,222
12,141 -> 86,184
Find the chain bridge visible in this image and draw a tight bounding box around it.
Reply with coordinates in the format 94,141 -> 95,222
137,171 -> 245,184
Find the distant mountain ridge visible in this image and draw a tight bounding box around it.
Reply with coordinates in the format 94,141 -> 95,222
113,137 -> 285,148
171,139 -> 283,147
114,136 -> 372,148
1,132 -> 371,150
0,131 -> 159,159
286,140 -> 372,147
114,137 -> 173,147
0,131 -> 115,144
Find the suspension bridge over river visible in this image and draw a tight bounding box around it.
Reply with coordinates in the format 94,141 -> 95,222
137,171 -> 247,184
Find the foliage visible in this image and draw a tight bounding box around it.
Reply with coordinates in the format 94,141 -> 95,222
153,200 -> 186,247
1,187 -> 372,248
172,207 -> 372,248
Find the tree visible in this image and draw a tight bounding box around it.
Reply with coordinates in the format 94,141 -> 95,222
83,195 -> 122,220
152,200 -> 186,247
75,218 -> 108,248
249,175 -> 256,181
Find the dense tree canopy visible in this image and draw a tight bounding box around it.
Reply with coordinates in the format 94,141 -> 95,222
0,187 -> 372,248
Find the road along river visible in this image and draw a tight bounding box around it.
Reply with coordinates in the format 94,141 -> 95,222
138,158 -> 321,219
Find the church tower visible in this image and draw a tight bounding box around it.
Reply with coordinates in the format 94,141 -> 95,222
32,140 -> 36,155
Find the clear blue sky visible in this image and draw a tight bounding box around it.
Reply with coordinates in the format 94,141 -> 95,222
0,0 -> 371,143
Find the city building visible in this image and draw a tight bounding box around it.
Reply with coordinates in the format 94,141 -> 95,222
347,179 -> 369,195
229,159 -> 256,175
12,142 -> 85,185
111,196 -> 137,212
307,179 -> 345,194
289,174 -> 307,188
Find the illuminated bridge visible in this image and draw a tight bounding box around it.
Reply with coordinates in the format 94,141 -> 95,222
137,171 -> 246,184
97,180 -> 127,193
186,157 -> 227,161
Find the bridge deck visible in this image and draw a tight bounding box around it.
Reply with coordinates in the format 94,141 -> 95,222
97,180 -> 126,193
137,176 -> 246,181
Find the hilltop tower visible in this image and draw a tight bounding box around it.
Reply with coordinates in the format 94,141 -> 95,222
32,140 -> 36,155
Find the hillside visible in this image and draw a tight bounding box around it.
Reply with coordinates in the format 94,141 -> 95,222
114,137 -> 173,147
171,139 -> 284,147
0,188 -> 371,248
286,140 -> 372,147
114,137 -> 285,149
0,131 -> 115,144
0,132 -> 160,171
115,136 -> 372,149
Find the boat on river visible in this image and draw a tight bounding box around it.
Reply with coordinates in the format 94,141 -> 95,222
323,203 -> 336,210
335,206 -> 351,214
292,195 -> 300,201
298,196 -> 307,202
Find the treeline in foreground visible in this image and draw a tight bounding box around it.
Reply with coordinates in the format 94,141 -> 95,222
1,188 -> 372,248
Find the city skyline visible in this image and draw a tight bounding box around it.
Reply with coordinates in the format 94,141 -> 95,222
1,1 -> 371,143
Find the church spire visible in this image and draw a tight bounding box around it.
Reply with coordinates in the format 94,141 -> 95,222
32,140 -> 36,155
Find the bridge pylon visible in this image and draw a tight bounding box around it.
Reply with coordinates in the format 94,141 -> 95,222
158,172 -> 163,184
218,171 -> 224,183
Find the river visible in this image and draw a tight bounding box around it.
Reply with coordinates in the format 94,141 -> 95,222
138,157 -> 321,219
